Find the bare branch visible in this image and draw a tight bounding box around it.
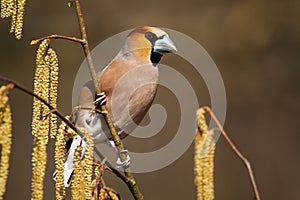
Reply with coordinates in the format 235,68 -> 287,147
73,0 -> 98,92
30,34 -> 86,45
0,75 -> 78,134
202,106 -> 261,200
72,1 -> 144,199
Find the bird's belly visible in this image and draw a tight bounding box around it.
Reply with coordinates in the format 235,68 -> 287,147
109,82 -> 158,135
75,110 -> 112,144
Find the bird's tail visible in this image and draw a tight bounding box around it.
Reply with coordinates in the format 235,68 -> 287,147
53,134 -> 86,187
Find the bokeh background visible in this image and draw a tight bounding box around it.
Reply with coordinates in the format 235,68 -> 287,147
1,0 -> 300,199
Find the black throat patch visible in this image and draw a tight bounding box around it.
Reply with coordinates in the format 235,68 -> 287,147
150,50 -> 162,66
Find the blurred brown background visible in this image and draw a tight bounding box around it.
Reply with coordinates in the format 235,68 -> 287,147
1,0 -> 300,199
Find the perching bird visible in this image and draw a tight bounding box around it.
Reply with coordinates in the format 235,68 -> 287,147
61,26 -> 177,187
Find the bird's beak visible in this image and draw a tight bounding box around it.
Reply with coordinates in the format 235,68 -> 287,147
153,34 -> 177,54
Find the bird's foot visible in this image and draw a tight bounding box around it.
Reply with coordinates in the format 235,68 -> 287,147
116,149 -> 131,169
93,92 -> 107,107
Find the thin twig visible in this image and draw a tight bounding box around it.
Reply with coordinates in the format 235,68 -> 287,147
30,34 -> 85,45
0,75 -> 78,133
93,139 -> 140,198
73,0 -> 98,92
73,1 -> 143,199
92,159 -> 136,197
202,106 -> 261,200
106,163 -> 132,186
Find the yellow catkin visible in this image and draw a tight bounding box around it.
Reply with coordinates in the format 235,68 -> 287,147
48,48 -> 59,138
8,0 -> 16,33
31,40 -> 60,199
14,0 -> 26,39
79,128 -> 94,199
195,108 -> 215,200
40,51 -> 50,116
1,0 -> 15,18
54,120 -> 68,200
31,120 -> 49,200
69,128 -> 94,199
32,40 -> 49,137
32,42 -> 59,139
32,41 -> 59,132
195,133 -> 204,200
99,188 -> 120,200
0,85 -> 13,200
92,164 -> 102,198
1,0 -> 26,39
72,145 -> 85,200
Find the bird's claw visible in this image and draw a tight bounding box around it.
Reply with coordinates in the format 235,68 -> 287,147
93,92 -> 107,107
116,149 -> 130,168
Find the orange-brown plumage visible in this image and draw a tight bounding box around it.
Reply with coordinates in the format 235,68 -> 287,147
60,26 -> 177,187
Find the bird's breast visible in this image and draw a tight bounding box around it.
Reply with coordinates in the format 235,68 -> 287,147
102,62 -> 159,135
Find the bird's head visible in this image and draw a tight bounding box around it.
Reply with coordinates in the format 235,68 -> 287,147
122,26 -> 177,65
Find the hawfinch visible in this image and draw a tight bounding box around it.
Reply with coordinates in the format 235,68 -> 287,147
61,26 -> 177,187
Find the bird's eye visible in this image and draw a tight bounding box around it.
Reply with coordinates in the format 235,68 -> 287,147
145,32 -> 154,40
